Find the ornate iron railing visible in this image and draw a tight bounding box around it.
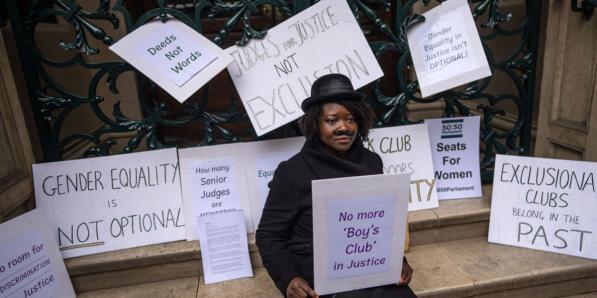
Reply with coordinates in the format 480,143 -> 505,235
3,0 -> 541,181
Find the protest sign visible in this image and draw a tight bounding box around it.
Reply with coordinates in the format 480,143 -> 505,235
197,210 -> 253,284
226,0 -> 383,136
33,148 -> 185,258
426,116 -> 482,199
110,19 -> 233,103
0,209 -> 75,298
489,155 -> 597,260
244,137 -> 305,228
178,143 -> 252,239
366,124 -> 439,211
312,173 -> 410,295
407,0 -> 491,97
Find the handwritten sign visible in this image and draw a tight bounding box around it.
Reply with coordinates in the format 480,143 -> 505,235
110,19 -> 233,103
226,0 -> 383,136
197,211 -> 253,284
0,209 -> 75,298
366,124 -> 439,211
312,174 -> 410,295
179,143 -> 252,238
488,155 -> 597,260
244,137 -> 305,228
33,148 -> 185,258
426,116 -> 482,199
407,0 -> 491,97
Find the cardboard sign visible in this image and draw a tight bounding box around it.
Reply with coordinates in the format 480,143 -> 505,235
407,0 -> 491,97
426,116 -> 482,199
489,155 -> 597,260
244,137 -> 305,229
197,211 -> 253,284
179,143 -> 252,238
33,149 -> 185,258
110,19 -> 233,103
366,124 -> 439,211
0,209 -> 75,298
312,174 -> 410,295
226,0 -> 383,136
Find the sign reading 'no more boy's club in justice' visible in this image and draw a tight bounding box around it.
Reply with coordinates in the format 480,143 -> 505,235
226,0 -> 383,136
33,149 -> 185,258
489,155 -> 597,260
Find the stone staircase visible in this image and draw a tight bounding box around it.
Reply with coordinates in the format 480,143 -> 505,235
74,184 -> 597,297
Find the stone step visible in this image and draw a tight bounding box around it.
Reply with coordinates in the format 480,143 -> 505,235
78,237 -> 597,297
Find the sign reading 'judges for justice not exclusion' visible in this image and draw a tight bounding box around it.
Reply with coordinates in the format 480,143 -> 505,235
489,155 -> 597,260
33,149 -> 185,258
226,0 -> 383,136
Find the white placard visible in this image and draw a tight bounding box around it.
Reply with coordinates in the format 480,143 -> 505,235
489,155 -> 597,260
226,0 -> 383,136
407,0 -> 491,98
426,116 -> 482,199
179,143 -> 252,239
0,209 -> 75,298
366,124 -> 439,211
244,137 -> 305,229
110,19 -> 233,103
33,148 -> 185,258
197,211 -> 253,284
312,174 -> 410,295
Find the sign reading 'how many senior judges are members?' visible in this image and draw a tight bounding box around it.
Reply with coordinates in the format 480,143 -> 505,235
33,149 -> 185,258
489,155 -> 597,260
226,0 -> 383,136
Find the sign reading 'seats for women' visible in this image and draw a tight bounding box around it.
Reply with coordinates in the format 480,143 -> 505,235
33,149 -> 185,258
366,124 -> 439,211
0,209 -> 75,298
226,0 -> 383,136
489,155 -> 597,260
312,174 -> 410,295
407,0 -> 491,97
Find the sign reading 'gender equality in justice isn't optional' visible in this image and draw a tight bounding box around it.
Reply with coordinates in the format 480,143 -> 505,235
489,155 -> 597,260
0,209 -> 75,298
426,116 -> 482,200
226,0 -> 383,136
366,124 -> 439,211
312,173 -> 410,295
110,19 -> 233,103
407,0 -> 491,97
33,148 -> 185,258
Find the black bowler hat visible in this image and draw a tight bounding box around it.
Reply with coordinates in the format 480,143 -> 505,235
301,73 -> 366,112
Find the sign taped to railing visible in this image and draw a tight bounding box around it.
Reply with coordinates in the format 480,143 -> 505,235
226,0 -> 383,136
407,0 -> 491,97
33,148 -> 185,258
489,155 -> 597,260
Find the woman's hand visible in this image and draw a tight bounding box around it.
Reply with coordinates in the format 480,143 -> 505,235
287,277 -> 319,298
399,262 -> 413,285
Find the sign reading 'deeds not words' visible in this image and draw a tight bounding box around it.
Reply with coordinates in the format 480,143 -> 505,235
33,148 -> 185,258
0,209 -> 75,298
312,174 -> 410,295
226,0 -> 383,136
489,155 -> 597,260
110,19 -> 233,103
426,116 -> 482,200
407,0 -> 491,97
197,210 -> 253,284
178,143 -> 253,238
366,124 -> 439,211
244,136 -> 305,229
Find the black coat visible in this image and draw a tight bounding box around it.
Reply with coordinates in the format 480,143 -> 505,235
255,139 -> 385,295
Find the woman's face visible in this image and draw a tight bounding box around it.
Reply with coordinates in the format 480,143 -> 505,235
319,102 -> 358,155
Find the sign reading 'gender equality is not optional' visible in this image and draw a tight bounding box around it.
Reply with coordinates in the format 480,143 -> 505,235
489,155 -> 597,260
226,0 -> 383,136
33,148 -> 185,258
